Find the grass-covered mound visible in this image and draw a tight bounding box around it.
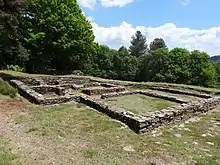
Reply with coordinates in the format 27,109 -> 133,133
0,80 -> 17,98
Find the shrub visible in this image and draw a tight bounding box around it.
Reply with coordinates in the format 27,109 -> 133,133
7,65 -> 24,72
0,80 -> 17,98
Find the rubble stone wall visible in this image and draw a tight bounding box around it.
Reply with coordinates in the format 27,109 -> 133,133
79,95 -> 220,133
82,86 -> 125,95
10,80 -> 79,105
101,90 -> 188,104
31,85 -> 65,96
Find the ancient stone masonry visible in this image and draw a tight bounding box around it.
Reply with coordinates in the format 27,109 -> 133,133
6,76 -> 220,134
130,83 -> 218,95
82,86 -> 125,95
10,80 -> 79,105
146,86 -> 212,98
101,90 -> 188,104
80,95 -> 220,133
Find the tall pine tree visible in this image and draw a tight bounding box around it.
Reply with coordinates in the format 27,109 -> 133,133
129,31 -> 148,57
0,0 -> 28,69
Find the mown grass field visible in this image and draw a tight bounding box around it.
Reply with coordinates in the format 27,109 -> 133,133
0,93 -> 220,165
105,94 -> 179,114
0,71 -> 220,165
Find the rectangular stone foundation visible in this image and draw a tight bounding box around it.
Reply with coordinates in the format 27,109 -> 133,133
79,95 -> 220,133
82,86 -> 125,95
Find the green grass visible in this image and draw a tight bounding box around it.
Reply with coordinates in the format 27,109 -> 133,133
105,94 -> 179,114
0,80 -> 17,98
14,115 -> 26,124
0,136 -> 15,165
26,103 -> 220,164
1,93 -> 220,164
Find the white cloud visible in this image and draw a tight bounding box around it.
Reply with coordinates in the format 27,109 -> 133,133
100,0 -> 134,7
77,0 -> 97,9
90,21 -> 220,56
181,0 -> 190,6
77,0 -> 134,8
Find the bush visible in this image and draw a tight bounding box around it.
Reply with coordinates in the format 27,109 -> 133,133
7,65 -> 24,72
0,80 -> 17,98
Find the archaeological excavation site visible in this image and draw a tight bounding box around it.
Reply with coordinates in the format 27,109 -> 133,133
5,75 -> 220,134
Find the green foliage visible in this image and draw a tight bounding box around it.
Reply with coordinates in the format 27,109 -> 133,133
166,48 -> 191,83
7,64 -> 24,72
137,48 -> 169,82
136,47 -> 216,87
0,80 -> 17,98
21,0 -> 95,74
213,61 -> 220,83
92,44 -> 117,78
129,31 -> 148,57
113,49 -> 138,81
149,38 -> 168,52
0,0 -> 29,69
189,50 -> 216,87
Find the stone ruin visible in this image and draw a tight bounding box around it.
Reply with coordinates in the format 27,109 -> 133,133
7,76 -> 220,134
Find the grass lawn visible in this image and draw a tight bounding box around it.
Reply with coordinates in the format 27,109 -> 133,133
105,94 -> 179,114
0,94 -> 220,164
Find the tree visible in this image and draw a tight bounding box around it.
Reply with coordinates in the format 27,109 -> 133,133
189,50 -> 216,87
92,44 -> 117,78
21,0 -> 95,73
213,61 -> 220,84
0,0 -> 29,69
149,38 -> 168,52
166,48 -> 191,84
137,48 -> 169,82
113,47 -> 138,81
129,31 -> 148,57
118,46 -> 129,56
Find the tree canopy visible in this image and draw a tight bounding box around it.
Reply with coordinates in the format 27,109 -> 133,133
0,0 -> 219,88
21,0 -> 95,73
149,38 -> 168,52
129,31 -> 148,57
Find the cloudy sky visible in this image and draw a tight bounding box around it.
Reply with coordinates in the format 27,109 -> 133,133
77,0 -> 220,56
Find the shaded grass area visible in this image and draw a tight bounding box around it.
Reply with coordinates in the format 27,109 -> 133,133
105,94 -> 179,114
0,80 -> 17,98
0,136 -> 15,165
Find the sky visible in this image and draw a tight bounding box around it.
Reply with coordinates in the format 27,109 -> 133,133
77,0 -> 220,56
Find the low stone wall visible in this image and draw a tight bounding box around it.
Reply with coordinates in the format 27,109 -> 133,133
139,97 -> 220,133
10,80 -> 44,104
10,80 -> 79,105
147,86 -> 212,98
139,91 -> 189,104
41,95 -> 80,105
79,95 -> 220,133
101,90 -> 138,99
79,96 -> 142,133
82,86 -> 125,95
130,83 -> 218,95
31,85 -> 65,96
101,90 -> 188,104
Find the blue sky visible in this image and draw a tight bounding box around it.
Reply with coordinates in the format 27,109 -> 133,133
78,0 -> 220,56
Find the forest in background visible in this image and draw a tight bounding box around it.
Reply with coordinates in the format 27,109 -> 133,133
1,0 -> 220,87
